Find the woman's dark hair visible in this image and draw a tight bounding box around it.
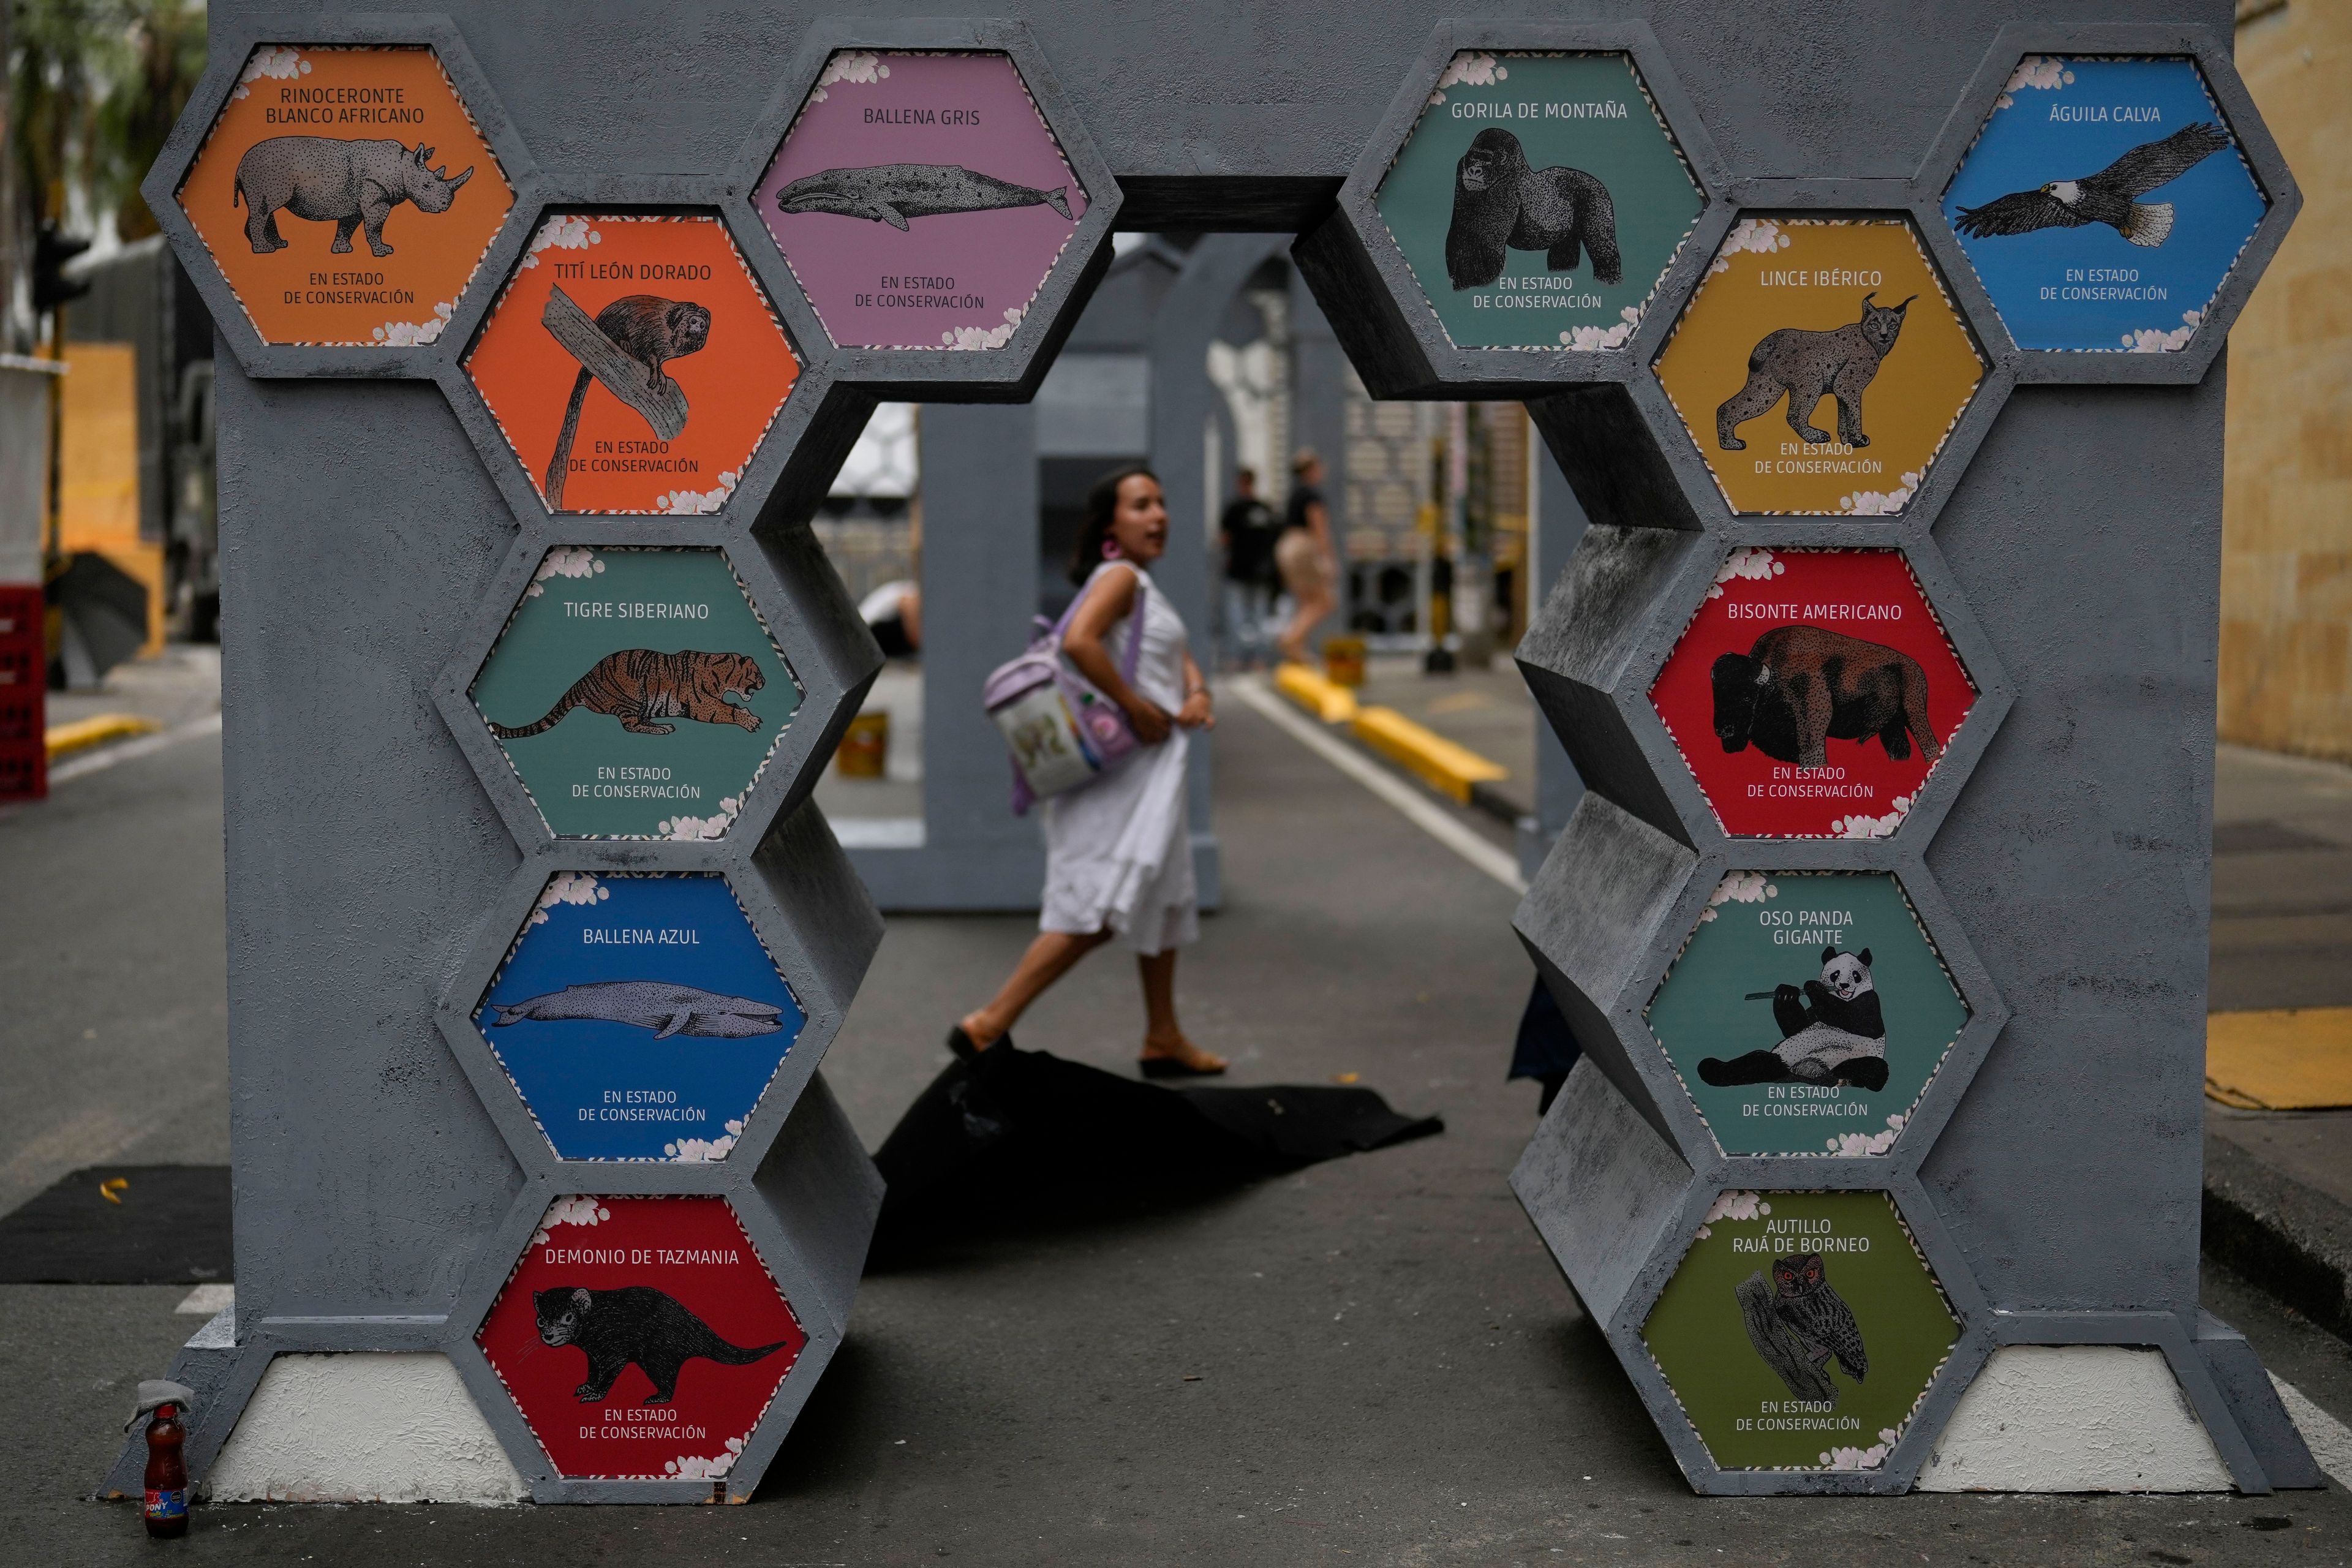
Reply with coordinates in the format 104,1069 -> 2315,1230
1069,463 -> 1159,586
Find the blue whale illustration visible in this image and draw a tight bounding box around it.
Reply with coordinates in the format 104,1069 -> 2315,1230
490,981 -> 785,1039
774,163 -> 1074,231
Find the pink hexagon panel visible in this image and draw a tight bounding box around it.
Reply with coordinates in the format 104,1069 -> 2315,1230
754,51 -> 1088,349
478,1196 -> 804,1481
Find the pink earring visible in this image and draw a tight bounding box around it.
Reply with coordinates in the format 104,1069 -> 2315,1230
1101,536 -> 1123,559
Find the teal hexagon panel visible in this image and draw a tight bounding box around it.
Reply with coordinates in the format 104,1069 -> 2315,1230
1647,873 -> 1968,1156
470,547 -> 802,839
1941,56 -> 2266,352
1374,51 -> 1704,350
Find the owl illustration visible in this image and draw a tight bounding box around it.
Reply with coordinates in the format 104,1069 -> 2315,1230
1736,1252 -> 1868,1404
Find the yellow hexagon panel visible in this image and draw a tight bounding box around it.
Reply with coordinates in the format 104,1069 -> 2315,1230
175,45 -> 513,346
1656,217 -> 1985,516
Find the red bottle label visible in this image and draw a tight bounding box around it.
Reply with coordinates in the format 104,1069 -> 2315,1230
144,1487 -> 187,1520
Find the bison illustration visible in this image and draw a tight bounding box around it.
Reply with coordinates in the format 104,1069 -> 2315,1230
232,137 -> 474,257
1709,624 -> 1940,771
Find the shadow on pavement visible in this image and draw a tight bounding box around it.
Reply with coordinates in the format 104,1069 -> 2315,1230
866,1041 -> 1442,1270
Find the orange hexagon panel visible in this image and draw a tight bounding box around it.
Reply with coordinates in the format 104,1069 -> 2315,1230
174,45 -> 513,347
1650,548 -> 1977,839
465,214 -> 801,514
1656,217 -> 1985,516
477,1196 -> 805,1480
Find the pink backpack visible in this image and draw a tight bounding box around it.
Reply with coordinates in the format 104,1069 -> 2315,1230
983,570 -> 1148,815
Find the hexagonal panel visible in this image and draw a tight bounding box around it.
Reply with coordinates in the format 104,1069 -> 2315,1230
469,547 -> 804,839
1941,56 -> 2266,353
1648,872 -> 1968,1156
472,872 -> 805,1162
1656,217 -> 1985,514
173,45 -> 513,346
753,51 -> 1089,350
1643,1191 -> 1959,1472
1651,548 -> 1977,838
463,213 -> 801,514
478,1196 -> 805,1481
1371,51 -> 1704,351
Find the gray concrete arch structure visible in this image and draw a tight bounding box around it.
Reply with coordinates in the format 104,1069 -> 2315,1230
121,0 -> 2312,1504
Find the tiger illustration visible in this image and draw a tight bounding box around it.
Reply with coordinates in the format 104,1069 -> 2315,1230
486,649 -> 764,739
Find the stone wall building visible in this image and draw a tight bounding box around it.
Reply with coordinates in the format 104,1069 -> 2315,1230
2222,0 -> 2351,761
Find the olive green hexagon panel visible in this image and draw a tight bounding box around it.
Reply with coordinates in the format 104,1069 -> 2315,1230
1647,873 -> 1969,1157
1643,1191 -> 1960,1473
1656,217 -> 1985,516
469,547 -> 804,839
1373,51 -> 1705,352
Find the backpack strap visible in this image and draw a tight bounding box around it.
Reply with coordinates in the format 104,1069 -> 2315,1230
1056,563 -> 1149,683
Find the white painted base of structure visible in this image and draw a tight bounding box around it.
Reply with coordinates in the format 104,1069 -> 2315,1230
1916,1346 -> 2231,1492
207,1353 -> 527,1505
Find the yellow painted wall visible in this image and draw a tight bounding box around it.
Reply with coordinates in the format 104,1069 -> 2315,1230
56,342 -> 164,655
2222,2 -> 2352,763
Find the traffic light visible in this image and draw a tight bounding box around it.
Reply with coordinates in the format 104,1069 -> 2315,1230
32,227 -> 92,314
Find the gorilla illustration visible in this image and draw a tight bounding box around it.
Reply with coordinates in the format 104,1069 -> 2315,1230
1444,128 -> 1622,292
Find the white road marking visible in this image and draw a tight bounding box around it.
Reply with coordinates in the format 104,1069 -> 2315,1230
46,711 -> 222,784
2273,1373 -> 2352,1489
1226,674 -> 1527,895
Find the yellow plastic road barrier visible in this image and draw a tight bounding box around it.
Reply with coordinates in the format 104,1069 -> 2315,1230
1350,704 -> 1508,805
45,713 -> 160,762
2206,1007 -> 2352,1110
1274,662 -> 1359,725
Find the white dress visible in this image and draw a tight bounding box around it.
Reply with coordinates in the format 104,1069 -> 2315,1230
1039,562 -> 1197,956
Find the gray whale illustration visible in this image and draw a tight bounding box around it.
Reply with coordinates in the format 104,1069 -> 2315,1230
491,981 -> 784,1039
774,164 -> 1074,230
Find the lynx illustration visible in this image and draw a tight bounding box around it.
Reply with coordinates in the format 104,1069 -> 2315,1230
486,649 -> 764,739
1716,292 -> 1915,453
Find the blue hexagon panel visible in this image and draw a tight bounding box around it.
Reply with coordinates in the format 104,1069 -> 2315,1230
473,872 -> 805,1161
1941,56 -> 2265,352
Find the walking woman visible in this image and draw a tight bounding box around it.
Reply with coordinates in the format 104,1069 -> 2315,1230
950,465 -> 1229,1077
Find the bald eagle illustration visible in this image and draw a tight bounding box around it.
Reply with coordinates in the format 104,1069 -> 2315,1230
1953,121 -> 2233,248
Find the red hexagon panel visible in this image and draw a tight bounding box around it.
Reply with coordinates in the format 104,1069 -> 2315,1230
175,45 -> 513,346
1656,217 -> 1985,516
1651,549 -> 1975,839
753,50 -> 1088,350
478,1196 -> 806,1481
464,214 -> 800,513
1941,56 -> 2267,353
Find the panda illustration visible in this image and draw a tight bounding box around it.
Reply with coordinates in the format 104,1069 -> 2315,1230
1698,946 -> 1890,1091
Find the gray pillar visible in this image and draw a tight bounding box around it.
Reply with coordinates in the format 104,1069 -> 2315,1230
848,402 -> 1046,910
1516,439 -> 1587,882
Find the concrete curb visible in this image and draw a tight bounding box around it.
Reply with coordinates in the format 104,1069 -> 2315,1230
2204,1132 -> 2352,1344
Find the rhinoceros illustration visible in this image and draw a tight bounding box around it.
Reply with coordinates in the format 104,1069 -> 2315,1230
232,137 -> 474,257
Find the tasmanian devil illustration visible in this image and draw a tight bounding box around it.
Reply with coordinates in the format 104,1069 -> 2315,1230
773,163 -> 1075,230
491,981 -> 785,1039
543,294 -> 711,508
533,1286 -> 793,1405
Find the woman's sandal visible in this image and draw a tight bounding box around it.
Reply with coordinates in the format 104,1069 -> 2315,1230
1138,1041 -> 1227,1079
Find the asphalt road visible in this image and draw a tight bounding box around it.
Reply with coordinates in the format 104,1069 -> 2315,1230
2,688 -> 2350,1564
